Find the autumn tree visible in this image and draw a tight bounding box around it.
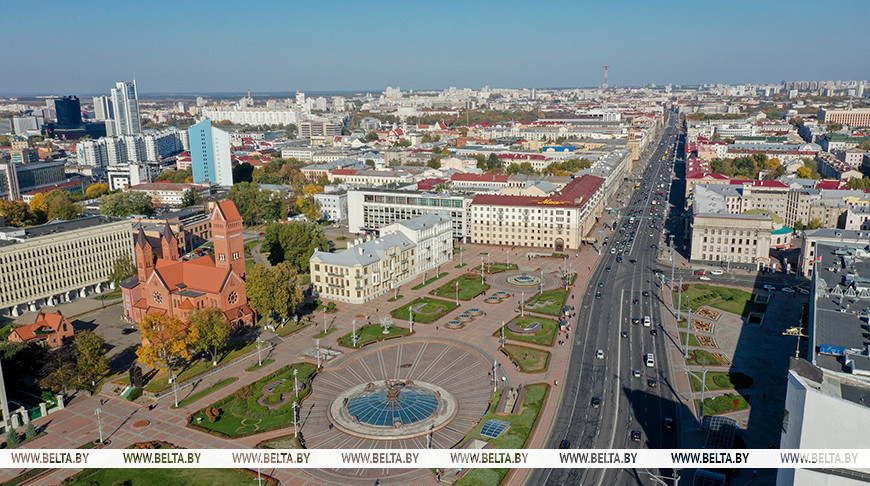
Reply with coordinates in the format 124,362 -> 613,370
85,183 -> 110,199
28,192 -> 49,221
302,184 -> 324,196
0,199 -> 30,226
109,256 -> 137,286
188,308 -> 230,365
100,191 -> 154,217
136,313 -> 199,378
74,330 -> 109,387
181,188 -> 203,207
795,166 -> 815,179
245,262 -> 304,321
807,218 -> 823,229
39,362 -> 78,395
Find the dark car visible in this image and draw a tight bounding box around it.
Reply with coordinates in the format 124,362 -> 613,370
632,317 -> 640,325
642,291 -> 649,297
629,259 -> 636,264
632,299 -> 639,305
663,417 -> 675,430
648,378 -> 657,387
595,292 -> 602,299
591,396 -> 601,408
559,439 -> 571,449
121,327 -> 137,335
650,328 -> 658,336
616,256 -> 623,262
631,430 -> 642,442
598,281 -> 605,287
605,266 -> 611,272
621,331 -> 629,338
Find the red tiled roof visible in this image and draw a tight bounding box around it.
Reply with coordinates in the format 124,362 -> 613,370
214,200 -> 242,221
153,258 -> 232,294
331,169 -> 358,175
10,310 -> 67,342
815,180 -> 845,190
472,175 -> 604,208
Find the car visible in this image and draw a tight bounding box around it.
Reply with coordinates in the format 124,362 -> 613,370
633,369 -> 642,378
621,331 -> 629,338
559,439 -> 571,449
763,284 -> 776,291
629,259 -> 637,264
616,256 -> 622,262
694,270 -> 706,276
591,396 -> 601,408
633,299 -> 640,305
631,430 -> 642,442
643,316 -> 651,327
605,266 -> 611,272
595,292 -> 602,299
121,327 -> 137,335
610,248 -> 616,254
631,317 -> 640,325
596,349 -> 604,359
650,328 -> 658,336
782,287 -> 795,293
642,290 -> 649,297
598,281 -> 605,287
709,269 -> 724,276
648,378 -> 657,388
663,417 -> 675,430
799,288 -> 810,295
699,276 -> 711,281
645,353 -> 655,367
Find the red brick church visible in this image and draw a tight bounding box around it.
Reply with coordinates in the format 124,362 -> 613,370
121,201 -> 255,331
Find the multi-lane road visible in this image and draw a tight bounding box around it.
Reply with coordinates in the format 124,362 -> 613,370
531,113 -> 684,486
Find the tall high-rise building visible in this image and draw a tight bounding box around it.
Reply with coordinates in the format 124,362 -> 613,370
53,96 -> 82,127
93,95 -> 114,121
110,80 -> 141,136
188,119 -> 232,186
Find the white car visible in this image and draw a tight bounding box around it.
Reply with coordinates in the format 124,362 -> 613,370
782,287 -> 795,293
633,369 -> 642,379
596,349 -> 604,359
799,289 -> 810,295
763,285 -> 776,291
709,269 -> 723,276
699,276 -> 711,281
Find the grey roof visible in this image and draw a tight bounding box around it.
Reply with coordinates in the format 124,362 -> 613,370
692,184 -> 734,215
2,216 -> 125,242
395,213 -> 449,231
312,233 -> 415,267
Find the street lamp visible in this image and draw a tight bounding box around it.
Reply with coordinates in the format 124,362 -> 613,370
681,367 -> 708,431
292,401 -> 298,438
455,282 -> 459,305
256,338 -> 263,366
94,408 -> 103,444
684,307 -> 692,359
409,309 -> 414,333
171,374 -> 179,408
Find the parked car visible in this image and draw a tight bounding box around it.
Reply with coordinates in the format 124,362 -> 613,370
596,349 -> 605,359
631,430 -> 642,442
694,270 -> 706,275
663,417 -> 675,430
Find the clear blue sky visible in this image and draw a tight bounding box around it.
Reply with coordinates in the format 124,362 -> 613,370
4,0 -> 869,95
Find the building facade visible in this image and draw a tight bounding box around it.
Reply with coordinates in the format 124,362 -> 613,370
110,80 -> 141,136
347,188 -> 471,239
8,310 -> 74,348
126,182 -> 210,207
468,175 -> 605,251
313,190 -> 347,222
0,217 -> 134,317
310,214 -> 452,304
188,119 -> 233,187
689,213 -> 773,269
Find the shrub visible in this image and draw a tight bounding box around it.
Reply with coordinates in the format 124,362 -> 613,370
234,384 -> 254,399
6,428 -> 21,447
267,393 -> 281,403
206,407 -> 222,423
24,423 -> 37,439
127,387 -> 143,402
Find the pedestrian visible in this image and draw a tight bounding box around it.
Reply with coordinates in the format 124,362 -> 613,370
376,308 -> 379,313
554,380 -> 558,386
436,326 -> 439,330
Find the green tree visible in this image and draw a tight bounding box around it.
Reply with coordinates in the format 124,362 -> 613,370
271,263 -> 305,321
794,220 -> 805,231
38,362 -> 79,395
24,422 -> 37,439
846,177 -> 870,190
99,192 -> 154,217
181,188 -> 203,207
109,257 -> 137,285
262,221 -> 329,271
0,199 -> 30,226
188,308 -> 230,365
434,182 -> 451,192
396,139 -> 411,147
6,428 -> 21,447
826,123 -> 843,132
74,330 -> 109,387
506,162 -> 538,175
46,191 -> 82,220
365,159 -> 375,167
710,158 -> 734,177
155,169 -> 192,183
232,162 -> 254,184
807,218 -> 823,229
245,264 -> 276,318
366,131 -> 379,141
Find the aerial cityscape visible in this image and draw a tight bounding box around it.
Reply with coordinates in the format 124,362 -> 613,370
2,2 -> 870,486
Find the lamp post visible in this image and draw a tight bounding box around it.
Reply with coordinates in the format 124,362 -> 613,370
92,407 -> 104,444
316,339 -> 321,368
256,338 -> 263,366
292,401 -> 298,438
540,269 -> 543,295
670,247 -> 676,288
480,256 -> 484,283
351,319 -> 358,347
684,307 -> 692,359
500,322 -> 505,347
171,374 -> 179,408
521,291 -> 524,317
409,309 -> 414,333
682,367 -> 708,431
641,469 -> 681,486
294,368 -> 299,400
492,360 -> 498,393
455,282 -> 459,305
677,277 -> 683,322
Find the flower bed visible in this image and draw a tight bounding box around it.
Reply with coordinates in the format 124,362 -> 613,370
696,307 -> 721,321
692,319 -> 714,333
697,335 -> 718,348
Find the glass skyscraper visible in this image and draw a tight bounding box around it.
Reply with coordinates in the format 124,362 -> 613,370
110,80 -> 141,136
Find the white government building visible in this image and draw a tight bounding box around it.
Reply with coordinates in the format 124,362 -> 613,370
310,214 -> 452,304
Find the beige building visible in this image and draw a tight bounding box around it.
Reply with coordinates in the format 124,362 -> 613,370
690,213 -> 773,269
469,175 -> 605,251
310,214 -> 452,304
0,216 -> 134,316
817,108 -> 870,127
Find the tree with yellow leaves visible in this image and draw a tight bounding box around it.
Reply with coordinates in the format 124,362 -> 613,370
85,183 -> 110,199
136,313 -> 199,378
28,192 -> 49,221
302,184 -> 324,196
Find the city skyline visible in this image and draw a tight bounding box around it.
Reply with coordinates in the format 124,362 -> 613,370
4,0 -> 869,95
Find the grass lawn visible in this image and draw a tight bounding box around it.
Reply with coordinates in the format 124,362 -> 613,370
388,294 -> 403,302
678,332 -> 701,348
337,325 -> 410,348
271,319 -> 309,337
94,288 -> 122,301
523,288 -> 568,316
431,273 -> 490,301
0,322 -> 13,341
143,339 -> 260,393
498,316 -> 558,346
313,327 -> 337,339
244,240 -> 261,252
473,262 -> 518,274
246,358 -> 275,372
456,384 -> 549,486
685,349 -> 720,366
411,272 -> 448,290
173,377 -> 238,409
673,284 -> 766,317
190,363 -> 316,438
690,372 -> 754,392
62,468 -> 275,485
502,344 -> 550,373
391,297 -> 457,323
696,393 -> 750,416
257,434 -> 303,449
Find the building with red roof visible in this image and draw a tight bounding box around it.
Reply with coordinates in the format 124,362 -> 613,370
121,201 -> 254,331
8,310 -> 74,348
468,174 -> 605,251
450,173 -> 510,190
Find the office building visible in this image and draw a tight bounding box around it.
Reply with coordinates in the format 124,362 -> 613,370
310,214 -> 452,304
347,188 -> 472,239
0,161 -> 21,201
298,120 -> 342,139
10,147 -> 38,165
93,95 -> 114,121
0,217 -> 134,316
817,108 -> 870,127
314,190 -> 347,222
110,80 -> 142,136
53,96 -> 82,127
778,242 -> 870,485
468,175 -> 605,251
126,182 -> 209,207
188,119 -> 232,186
107,164 -> 150,191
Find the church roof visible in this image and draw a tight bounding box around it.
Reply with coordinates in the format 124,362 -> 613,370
152,257 -> 234,294
214,200 -> 242,221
